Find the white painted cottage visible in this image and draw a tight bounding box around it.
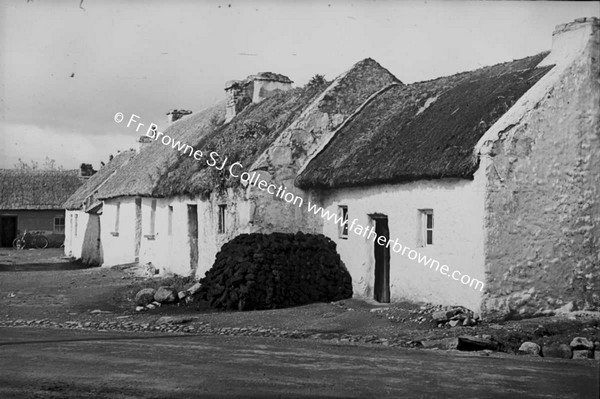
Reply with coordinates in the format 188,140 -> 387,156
65,18 -> 599,319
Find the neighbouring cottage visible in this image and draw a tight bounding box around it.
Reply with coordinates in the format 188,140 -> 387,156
0,169 -> 84,247
63,151 -> 136,265
65,18 -> 599,319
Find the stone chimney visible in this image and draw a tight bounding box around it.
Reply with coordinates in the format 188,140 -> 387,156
224,72 -> 293,123
538,17 -> 599,68
166,109 -> 192,124
137,135 -> 152,153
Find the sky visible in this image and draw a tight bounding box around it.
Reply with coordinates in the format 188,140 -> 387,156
0,0 -> 598,170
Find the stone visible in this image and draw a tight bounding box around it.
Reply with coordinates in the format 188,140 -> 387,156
462,317 -> 476,326
151,301 -> 161,307
569,337 -> 594,350
178,291 -> 188,300
572,350 -> 593,359
420,337 -> 459,350
518,342 -> 541,356
431,310 -> 448,322
146,304 -> 156,310
154,286 -> 178,303
556,301 -> 575,313
542,343 -> 572,359
156,316 -> 193,325
449,319 -> 460,327
135,288 -> 156,306
457,336 -> 498,351
187,282 -> 202,295
135,306 -> 145,312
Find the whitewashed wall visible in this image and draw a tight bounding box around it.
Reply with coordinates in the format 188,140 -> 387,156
100,197 -> 138,266
64,210 -> 87,258
132,189 -> 254,278
317,173 -> 486,312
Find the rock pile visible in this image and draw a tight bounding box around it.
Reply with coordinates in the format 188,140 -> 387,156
197,232 -> 353,310
431,306 -> 480,327
518,337 -> 599,359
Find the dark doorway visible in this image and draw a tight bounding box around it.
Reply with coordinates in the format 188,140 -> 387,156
134,198 -> 142,262
187,204 -> 198,272
372,215 -> 390,303
0,216 -> 18,247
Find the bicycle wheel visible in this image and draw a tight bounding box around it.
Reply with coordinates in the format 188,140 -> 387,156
12,238 -> 24,250
34,236 -> 49,249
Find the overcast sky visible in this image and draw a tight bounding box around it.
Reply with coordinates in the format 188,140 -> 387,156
0,0 -> 598,170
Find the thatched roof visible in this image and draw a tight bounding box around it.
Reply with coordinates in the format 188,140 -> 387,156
296,53 -> 553,189
63,150 -> 136,211
0,169 -> 83,210
154,58 -> 400,198
154,82 -> 328,198
96,101 -> 226,200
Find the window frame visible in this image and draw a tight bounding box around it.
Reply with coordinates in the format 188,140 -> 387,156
218,204 -> 227,234
54,216 -> 65,234
338,205 -> 349,239
419,209 -> 434,247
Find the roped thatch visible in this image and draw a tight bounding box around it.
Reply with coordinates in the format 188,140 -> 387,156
296,53 -> 553,189
96,100 -> 226,200
0,169 -> 83,210
63,150 -> 136,211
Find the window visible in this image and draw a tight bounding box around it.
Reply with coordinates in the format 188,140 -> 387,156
419,209 -> 433,246
338,205 -> 349,239
54,216 -> 65,234
149,200 -> 157,235
114,202 -> 120,233
74,214 -> 78,237
218,204 -> 227,234
168,205 -> 173,236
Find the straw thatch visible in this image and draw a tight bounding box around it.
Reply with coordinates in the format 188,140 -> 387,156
96,101 -> 226,200
154,83 -> 328,198
296,53 -> 553,189
0,169 -> 83,210
154,58 -> 400,198
63,150 -> 136,211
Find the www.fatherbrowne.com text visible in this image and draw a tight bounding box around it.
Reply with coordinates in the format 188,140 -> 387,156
114,112 -> 485,292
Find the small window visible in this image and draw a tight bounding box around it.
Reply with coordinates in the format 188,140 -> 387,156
420,210 -> 433,246
218,204 -> 227,234
74,214 -> 79,237
114,202 -> 121,232
338,205 -> 349,239
149,200 -> 157,235
168,205 -> 173,236
54,216 -> 65,234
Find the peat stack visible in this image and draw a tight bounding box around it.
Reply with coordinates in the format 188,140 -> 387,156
198,232 -> 352,310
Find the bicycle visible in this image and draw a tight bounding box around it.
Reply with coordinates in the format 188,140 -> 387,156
12,230 -> 49,250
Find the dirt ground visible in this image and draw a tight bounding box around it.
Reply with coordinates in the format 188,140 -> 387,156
1,248 -> 599,354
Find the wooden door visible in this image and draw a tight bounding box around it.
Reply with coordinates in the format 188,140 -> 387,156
373,216 -> 390,303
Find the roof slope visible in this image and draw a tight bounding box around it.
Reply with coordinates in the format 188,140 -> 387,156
154,83 -> 329,198
63,150 -> 136,210
0,169 -> 83,210
296,53 -> 553,189
97,101 -> 226,200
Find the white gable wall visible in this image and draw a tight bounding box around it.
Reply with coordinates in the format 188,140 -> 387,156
317,173 -> 486,312
100,197 -> 138,266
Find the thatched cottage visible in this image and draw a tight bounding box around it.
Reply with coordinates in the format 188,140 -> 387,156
63,151 -> 136,265
1,169 -> 84,247
65,18 -> 599,318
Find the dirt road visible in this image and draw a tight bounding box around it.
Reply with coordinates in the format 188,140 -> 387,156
1,327 -> 598,399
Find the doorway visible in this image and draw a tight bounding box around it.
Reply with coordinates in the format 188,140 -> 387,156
187,204 -> 198,272
372,214 -> 390,303
134,198 -> 142,262
0,216 -> 18,247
